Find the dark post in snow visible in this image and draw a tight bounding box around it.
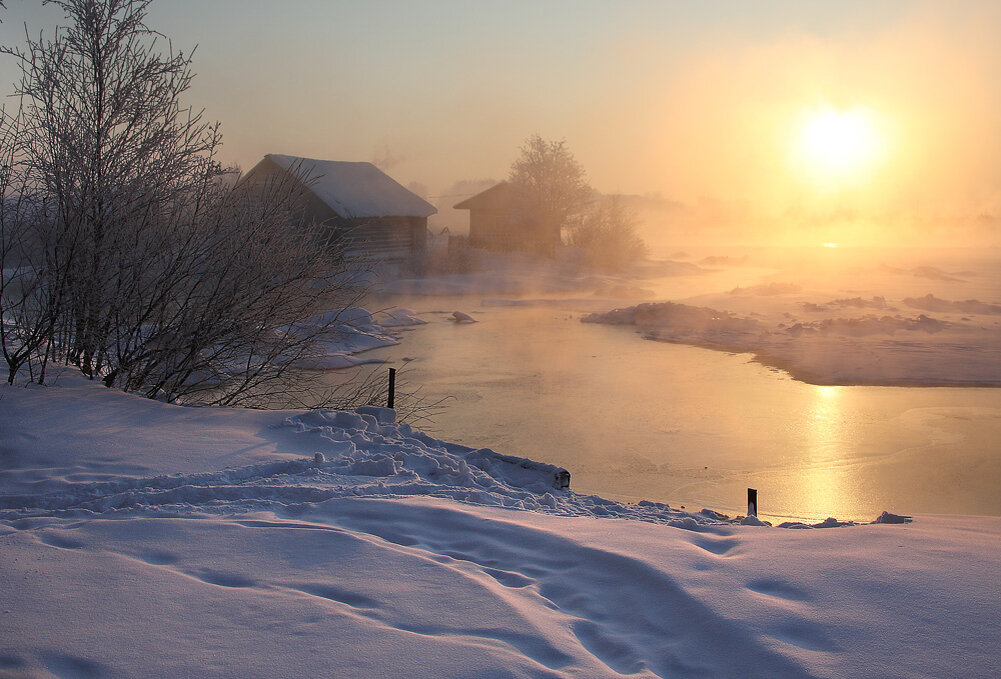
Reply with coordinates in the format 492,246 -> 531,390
747,488 -> 758,517
387,368 -> 397,409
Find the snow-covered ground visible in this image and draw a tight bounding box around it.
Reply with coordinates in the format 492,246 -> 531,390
583,293 -> 1001,386
640,250 -> 1001,386
2,371 -> 1000,678
290,306 -> 430,370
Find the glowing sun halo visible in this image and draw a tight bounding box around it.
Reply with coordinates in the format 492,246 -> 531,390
795,107 -> 883,182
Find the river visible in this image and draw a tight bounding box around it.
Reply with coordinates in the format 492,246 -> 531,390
326,249 -> 1001,523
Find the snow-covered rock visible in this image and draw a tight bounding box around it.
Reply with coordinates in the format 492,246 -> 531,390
379,307 -> 427,327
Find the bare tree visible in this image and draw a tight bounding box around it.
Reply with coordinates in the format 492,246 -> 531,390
0,104 -> 57,383
0,0 -> 368,407
508,135 -> 592,255
92,165 -> 367,406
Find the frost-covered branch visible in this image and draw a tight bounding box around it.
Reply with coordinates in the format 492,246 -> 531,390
0,0 -> 372,408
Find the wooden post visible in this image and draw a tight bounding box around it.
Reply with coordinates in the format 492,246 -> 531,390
747,488 -> 758,517
387,367 -> 396,409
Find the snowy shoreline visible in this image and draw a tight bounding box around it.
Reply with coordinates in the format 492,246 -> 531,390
649,333 -> 1001,388
3,250 -> 1001,677
379,247 -> 1001,389
3,370 -> 1001,677
583,297 -> 1001,388
0,370 -> 878,529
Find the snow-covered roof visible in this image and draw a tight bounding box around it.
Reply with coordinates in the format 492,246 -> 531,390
453,181 -> 510,210
266,154 -> 437,219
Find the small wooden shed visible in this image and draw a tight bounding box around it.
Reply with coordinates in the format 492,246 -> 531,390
453,182 -> 559,255
241,154 -> 436,260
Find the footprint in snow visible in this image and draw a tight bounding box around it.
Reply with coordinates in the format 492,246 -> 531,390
189,568 -> 256,588
745,577 -> 810,602
690,535 -> 740,556
39,532 -> 85,550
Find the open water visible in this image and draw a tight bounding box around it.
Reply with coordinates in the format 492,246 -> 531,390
328,248 -> 1001,523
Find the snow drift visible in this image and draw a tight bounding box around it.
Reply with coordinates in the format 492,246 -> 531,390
2,372 -> 1000,678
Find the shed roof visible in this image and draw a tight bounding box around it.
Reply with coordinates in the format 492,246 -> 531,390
266,154 -> 437,219
453,182 -> 511,210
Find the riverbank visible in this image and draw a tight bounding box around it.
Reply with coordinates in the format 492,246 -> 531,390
584,298 -> 1001,387
2,371 -> 1000,677
385,246 -> 1001,388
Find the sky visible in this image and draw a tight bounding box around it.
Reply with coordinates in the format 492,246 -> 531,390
0,0 -> 998,245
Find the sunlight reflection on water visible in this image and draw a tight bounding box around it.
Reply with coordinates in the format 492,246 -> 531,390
329,247 -> 1001,523
330,300 -> 1001,524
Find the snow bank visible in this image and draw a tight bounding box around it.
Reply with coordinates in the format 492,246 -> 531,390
378,307 -> 428,327
2,372 -> 1001,678
451,310 -> 476,323
904,293 -> 1001,315
296,306 -> 401,369
0,371 -> 711,526
584,299 -> 1001,386
785,314 -> 947,337
583,301 -> 760,334
801,296 -> 890,312
729,282 -> 802,296
879,263 -> 965,282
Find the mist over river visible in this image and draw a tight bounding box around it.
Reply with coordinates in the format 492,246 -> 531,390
328,247 -> 1001,523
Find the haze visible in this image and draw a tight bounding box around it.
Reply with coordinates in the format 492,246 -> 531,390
1,0 -> 998,247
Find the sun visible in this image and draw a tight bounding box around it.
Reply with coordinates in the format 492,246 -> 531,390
794,106 -> 884,186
